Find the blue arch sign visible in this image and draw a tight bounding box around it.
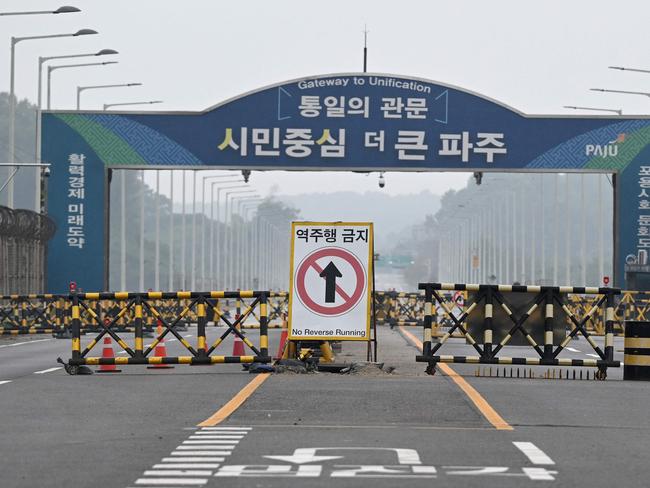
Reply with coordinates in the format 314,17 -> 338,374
42,73 -> 650,292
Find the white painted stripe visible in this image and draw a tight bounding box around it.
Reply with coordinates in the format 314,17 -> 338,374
171,451 -> 231,456
33,367 -> 63,374
143,470 -> 213,476
153,464 -> 220,469
185,436 -> 242,440
513,442 -> 555,465
190,433 -> 248,438
200,426 -> 251,431
183,440 -> 239,444
0,380 -> 12,386
0,338 -> 53,349
167,338 -> 177,342
192,431 -> 249,435
586,353 -> 600,358
118,351 -> 129,354
161,457 -> 224,463
134,479 -> 207,485
176,445 -> 234,450
566,347 -> 581,353
184,334 -> 193,338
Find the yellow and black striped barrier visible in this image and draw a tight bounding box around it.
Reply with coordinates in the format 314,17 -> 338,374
417,283 -> 620,379
624,321 -> 650,381
61,290 -> 272,374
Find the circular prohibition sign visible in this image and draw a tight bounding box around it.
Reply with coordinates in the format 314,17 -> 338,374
295,247 -> 366,317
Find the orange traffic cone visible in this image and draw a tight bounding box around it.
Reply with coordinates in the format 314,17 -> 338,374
275,314 -> 289,360
147,322 -> 174,369
96,336 -> 121,373
232,312 -> 245,356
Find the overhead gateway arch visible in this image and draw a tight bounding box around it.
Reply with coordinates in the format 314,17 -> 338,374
42,72 -> 650,292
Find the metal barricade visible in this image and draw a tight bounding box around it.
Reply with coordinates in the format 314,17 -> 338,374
416,283 -> 620,379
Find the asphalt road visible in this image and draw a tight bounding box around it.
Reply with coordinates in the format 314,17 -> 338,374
0,325 -> 648,488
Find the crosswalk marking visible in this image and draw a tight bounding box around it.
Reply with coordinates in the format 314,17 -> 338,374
130,427 -> 250,487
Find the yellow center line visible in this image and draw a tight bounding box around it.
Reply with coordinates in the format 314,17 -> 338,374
197,373 -> 270,427
399,326 -> 513,431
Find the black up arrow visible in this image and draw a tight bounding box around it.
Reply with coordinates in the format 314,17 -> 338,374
319,261 -> 342,303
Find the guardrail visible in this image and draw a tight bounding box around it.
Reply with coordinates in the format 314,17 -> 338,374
416,283 -> 621,379
61,290 -> 271,374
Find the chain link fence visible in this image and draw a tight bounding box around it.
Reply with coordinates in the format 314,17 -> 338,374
0,206 -> 56,294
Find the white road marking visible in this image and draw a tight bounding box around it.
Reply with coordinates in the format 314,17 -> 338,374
513,442 -> 555,465
184,334 -> 193,338
566,347 -> 581,353
153,464 -> 220,469
183,440 -> 239,445
134,478 -> 207,485
199,427 -> 251,431
0,380 -> 12,386
0,338 -> 53,349
118,351 -> 128,354
192,432 -> 249,436
188,435 -> 244,439
33,367 -> 62,374
161,457 -> 225,463
586,353 -> 600,358
522,467 -> 558,480
171,451 -> 232,456
167,338 -> 177,342
176,445 -> 235,450
143,470 -> 213,476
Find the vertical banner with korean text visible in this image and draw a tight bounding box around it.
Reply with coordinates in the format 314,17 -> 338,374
288,222 -> 374,341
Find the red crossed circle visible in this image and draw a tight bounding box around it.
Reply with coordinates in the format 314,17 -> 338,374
295,247 -> 366,316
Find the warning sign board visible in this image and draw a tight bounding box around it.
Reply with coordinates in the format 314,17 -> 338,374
288,222 -> 374,341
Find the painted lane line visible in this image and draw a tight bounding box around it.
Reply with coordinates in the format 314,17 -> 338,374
171,451 -> 232,456
0,380 -> 12,386
176,445 -> 235,450
184,334 -> 193,338
153,464 -> 221,469
513,442 -> 555,465
198,375 -> 270,427
134,479 -> 207,485
0,338 -> 53,349
199,426 -> 252,431
586,353 -> 600,358
161,457 -> 225,463
167,338 -> 177,342
33,367 -> 63,374
191,432 -> 249,436
118,351 -> 129,354
399,326 -> 513,431
143,470 -> 213,476
566,347 -> 581,353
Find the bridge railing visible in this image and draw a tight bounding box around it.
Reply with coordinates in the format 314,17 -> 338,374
416,283 -> 621,379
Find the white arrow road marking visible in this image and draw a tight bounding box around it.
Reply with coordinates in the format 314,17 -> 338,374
265,447 -> 421,465
33,367 -> 63,374
513,442 -> 555,465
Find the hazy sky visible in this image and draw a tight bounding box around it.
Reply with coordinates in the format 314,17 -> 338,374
2,0 -> 648,195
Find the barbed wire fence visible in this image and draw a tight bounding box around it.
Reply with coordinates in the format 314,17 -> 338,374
0,206 -> 56,294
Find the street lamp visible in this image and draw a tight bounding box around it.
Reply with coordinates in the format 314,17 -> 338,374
7,28 -> 97,209
230,195 -> 262,288
48,62 -> 119,109
198,174 -> 241,289
36,49 -> 118,200
76,83 -> 142,109
590,88 -> 650,98
0,6 -> 81,16
211,182 -> 248,289
223,189 -> 256,289
609,66 -> 650,75
563,105 -> 622,116
103,100 -> 163,110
